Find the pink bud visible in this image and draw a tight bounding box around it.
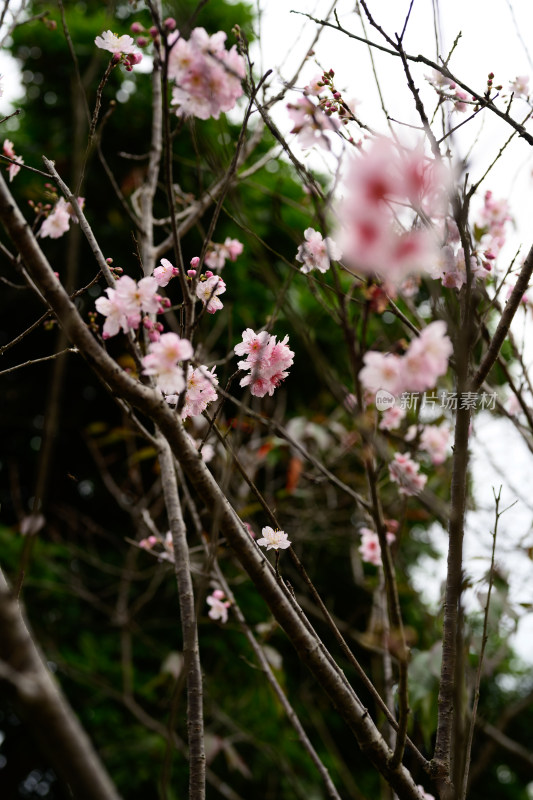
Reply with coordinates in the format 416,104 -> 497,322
205,270 -> 214,278
164,17 -> 177,30
111,53 -> 121,65
190,256 -> 200,268
162,297 -> 171,308
148,330 -> 160,342
212,589 -> 225,600
187,269 -> 197,277
137,36 -> 148,47
130,22 -> 143,33
149,26 -> 158,38
143,317 -> 154,330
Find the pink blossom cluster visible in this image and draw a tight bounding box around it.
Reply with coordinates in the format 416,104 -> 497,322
430,243 -> 488,290
195,272 -> 226,313
389,452 -> 427,496
178,366 -> 218,419
419,423 -> 450,464
205,238 -> 243,270
295,228 -> 342,274
167,28 -> 245,120
360,321 -> 452,396
476,190 -> 511,260
95,30 -> 143,70
139,531 -> 173,561
359,526 -> 396,566
235,329 -> 294,398
95,274 -> 165,339
337,138 -> 448,286
287,95 -> 340,150
141,332 -> 193,395
40,197 -> 84,240
3,139 -> 24,182
426,70 -> 469,112
206,589 -> 231,623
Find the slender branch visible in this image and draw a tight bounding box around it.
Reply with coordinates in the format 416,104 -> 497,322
460,488 -> 514,799
0,347 -> 76,376
158,435 -> 205,799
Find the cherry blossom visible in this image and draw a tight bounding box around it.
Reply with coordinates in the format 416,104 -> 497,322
205,238 -> 243,270
3,139 -> 24,182
359,527 -> 397,566
379,404 -> 405,431
195,274 -> 226,313
509,75 -> 529,99
257,527 -> 291,550
141,333 -> 193,395
167,28 -> 245,120
359,352 -> 403,396
207,589 -> 230,623
39,197 -> 84,239
420,423 -> 450,465
153,258 -> 179,287
287,96 -> 339,149
337,138 -> 447,286
95,30 -> 139,56
389,452 -> 427,496
180,366 -> 218,419
295,228 -> 342,274
402,321 -> 453,392
236,329 -> 294,398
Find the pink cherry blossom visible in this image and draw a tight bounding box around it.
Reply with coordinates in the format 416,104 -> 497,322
141,333 -> 193,395
359,352 -> 403,396
509,75 -> 529,98
153,258 -> 179,287
379,404 -> 406,431
3,139 -> 24,182
287,96 -> 339,149
39,200 -> 71,239
359,527 -> 397,566
167,28 -> 245,120
204,238 -> 244,269
95,30 -> 139,56
337,138 -> 446,285
420,423 -> 450,465
295,228 -> 342,274
236,330 -> 294,398
196,274 -> 226,313
180,365 -> 218,418
402,321 -> 453,391
389,452 -> 427,496
257,526 -> 291,550
207,589 -> 230,623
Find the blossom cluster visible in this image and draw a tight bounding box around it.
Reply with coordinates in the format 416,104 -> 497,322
295,228 -> 342,274
360,320 -> 452,397
3,140 -> 24,182
167,28 -> 245,120
95,30 -> 143,70
337,138 -> 449,287
141,333 -> 193,395
426,69 -> 469,112
95,274 -> 164,339
235,329 -> 294,398
389,452 -> 427,496
168,365 -> 218,420
205,238 -> 243,270
39,197 -> 84,240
